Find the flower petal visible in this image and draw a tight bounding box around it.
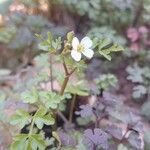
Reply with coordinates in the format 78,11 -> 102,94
81,36 -> 92,49
82,49 -> 94,59
72,37 -> 79,50
71,50 -> 81,61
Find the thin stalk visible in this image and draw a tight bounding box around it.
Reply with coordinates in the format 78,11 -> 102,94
59,59 -> 76,96
69,94 -> 76,123
57,111 -> 69,124
29,108 -> 40,136
29,117 -> 35,136
59,76 -> 69,96
57,59 -> 76,124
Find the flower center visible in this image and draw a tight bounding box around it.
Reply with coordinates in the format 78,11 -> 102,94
77,44 -> 85,53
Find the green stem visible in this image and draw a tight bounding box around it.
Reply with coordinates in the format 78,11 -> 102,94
59,76 -> 69,96
57,60 -> 76,124
59,59 -> 76,96
29,108 -> 40,136
29,118 -> 35,136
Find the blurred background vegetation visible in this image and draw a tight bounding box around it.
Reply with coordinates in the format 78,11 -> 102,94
0,0 -> 149,70
0,0 -> 150,149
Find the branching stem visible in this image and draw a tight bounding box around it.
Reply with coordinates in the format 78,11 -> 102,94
57,58 -> 76,124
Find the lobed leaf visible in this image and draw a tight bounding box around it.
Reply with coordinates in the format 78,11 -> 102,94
21,88 -> 39,104
10,109 -> 31,129
98,39 -> 124,61
34,107 -> 55,129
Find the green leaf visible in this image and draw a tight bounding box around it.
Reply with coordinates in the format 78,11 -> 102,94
98,39 -> 124,61
37,31 -> 59,53
21,88 -> 39,104
95,74 -> 118,90
10,134 -> 28,150
52,37 -> 62,50
27,72 -> 49,87
11,134 -> 46,150
99,51 -> 111,61
30,134 -> 46,150
34,53 -> 50,68
64,57 -> 86,73
126,64 -> 144,83
38,43 -> 49,51
10,109 -> 31,129
132,85 -> 147,99
67,31 -> 74,42
66,81 -> 89,96
39,91 -> 63,109
34,107 -> 55,129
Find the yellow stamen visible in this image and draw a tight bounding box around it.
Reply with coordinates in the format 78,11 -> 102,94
77,44 -> 84,53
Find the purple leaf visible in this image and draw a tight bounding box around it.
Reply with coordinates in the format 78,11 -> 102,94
127,131 -> 144,149
101,92 -> 117,107
75,105 -> 94,118
83,128 -> 109,150
58,131 -> 76,147
105,124 -> 124,140
132,122 -> 144,134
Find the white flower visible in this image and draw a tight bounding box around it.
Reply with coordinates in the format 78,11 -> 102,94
71,36 -> 94,61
